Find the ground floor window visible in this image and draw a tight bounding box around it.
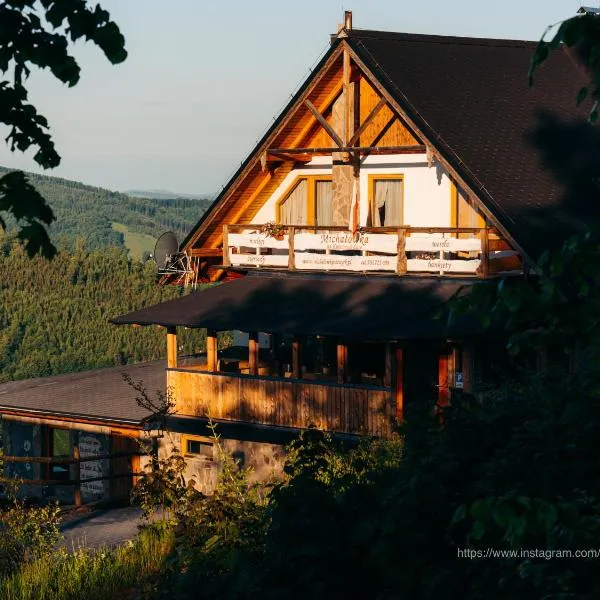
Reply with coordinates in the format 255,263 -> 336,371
51,428 -> 70,480
182,435 -> 214,460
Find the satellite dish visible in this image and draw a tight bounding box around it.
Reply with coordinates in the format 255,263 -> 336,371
154,231 -> 179,270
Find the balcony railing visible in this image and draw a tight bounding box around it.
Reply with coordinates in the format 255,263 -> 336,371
222,225 -> 520,277
167,368 -> 394,438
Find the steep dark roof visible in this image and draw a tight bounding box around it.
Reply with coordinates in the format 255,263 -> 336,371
347,30 -> 600,258
0,361 -> 166,425
112,273 -> 479,340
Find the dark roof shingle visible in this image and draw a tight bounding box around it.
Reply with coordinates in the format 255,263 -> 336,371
348,29 -> 600,258
0,361 -> 166,424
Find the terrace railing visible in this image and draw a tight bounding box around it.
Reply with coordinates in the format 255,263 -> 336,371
168,368 -> 394,438
221,224 -> 516,277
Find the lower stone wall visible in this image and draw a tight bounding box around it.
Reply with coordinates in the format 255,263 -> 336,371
154,431 -> 286,495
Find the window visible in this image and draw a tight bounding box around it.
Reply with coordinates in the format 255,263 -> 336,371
451,183 -> 485,230
183,435 -> 213,460
369,175 -> 404,227
279,179 -> 308,225
51,428 -> 70,480
315,179 -> 333,226
277,176 -> 333,225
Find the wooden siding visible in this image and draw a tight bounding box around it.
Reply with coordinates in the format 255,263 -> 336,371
168,369 -> 394,438
358,77 -> 418,146
109,431 -> 139,501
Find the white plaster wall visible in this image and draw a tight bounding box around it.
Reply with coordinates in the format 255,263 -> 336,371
251,153 -> 452,227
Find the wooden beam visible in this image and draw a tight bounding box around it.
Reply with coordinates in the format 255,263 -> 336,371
267,144 -> 425,155
190,248 -> 223,258
73,445 -> 81,507
289,79 -> 344,151
477,228 -> 489,278
166,326 -> 177,369
364,115 -> 396,149
304,99 -> 344,148
221,225 -> 230,267
438,353 -> 450,407
292,337 -> 302,379
206,329 -> 218,372
393,346 -> 404,420
337,342 -> 348,384
343,46 -> 351,146
266,151 -> 312,163
248,332 -> 259,376
348,96 -> 387,147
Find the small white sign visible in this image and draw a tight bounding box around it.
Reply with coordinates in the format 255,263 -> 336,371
454,372 -> 464,389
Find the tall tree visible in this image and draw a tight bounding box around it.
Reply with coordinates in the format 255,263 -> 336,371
0,0 -> 127,257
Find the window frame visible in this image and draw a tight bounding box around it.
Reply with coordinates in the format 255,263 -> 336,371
450,182 -> 485,229
275,175 -> 333,226
50,427 -> 71,481
367,174 -> 405,228
181,435 -> 214,461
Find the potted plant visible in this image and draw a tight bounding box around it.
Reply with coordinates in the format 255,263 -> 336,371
261,221 -> 287,240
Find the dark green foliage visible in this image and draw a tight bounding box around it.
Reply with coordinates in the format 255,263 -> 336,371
530,13 -> 600,122
159,368 -> 600,600
0,166 -> 211,252
0,0 -> 127,256
0,238 -> 206,381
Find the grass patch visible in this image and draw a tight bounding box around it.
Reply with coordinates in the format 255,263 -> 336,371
111,222 -> 156,260
0,524 -> 175,600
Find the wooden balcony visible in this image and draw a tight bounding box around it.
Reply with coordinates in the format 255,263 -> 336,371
222,225 -> 521,277
167,368 -> 394,438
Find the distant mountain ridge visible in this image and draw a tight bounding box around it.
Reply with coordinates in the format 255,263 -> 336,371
126,189 -> 216,201
0,166 -> 212,255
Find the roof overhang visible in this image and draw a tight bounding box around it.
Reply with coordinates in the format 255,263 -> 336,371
112,273 -> 482,341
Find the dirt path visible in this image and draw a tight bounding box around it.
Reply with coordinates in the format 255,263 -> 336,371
60,506 -> 146,551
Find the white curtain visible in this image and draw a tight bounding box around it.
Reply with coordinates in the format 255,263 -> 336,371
373,179 -> 403,227
280,179 -> 308,225
315,180 -> 333,226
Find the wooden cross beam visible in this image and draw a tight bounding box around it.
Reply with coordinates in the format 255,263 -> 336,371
304,99 -> 344,148
348,96 -> 387,147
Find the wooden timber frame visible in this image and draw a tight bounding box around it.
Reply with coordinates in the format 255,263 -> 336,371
179,23 -> 531,276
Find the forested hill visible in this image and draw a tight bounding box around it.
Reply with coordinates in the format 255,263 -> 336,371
0,166 -> 212,252
0,239 -> 206,382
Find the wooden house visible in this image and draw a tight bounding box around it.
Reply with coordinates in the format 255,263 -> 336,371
113,13 -> 596,478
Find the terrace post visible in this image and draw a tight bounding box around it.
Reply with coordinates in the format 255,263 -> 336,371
288,226 -> 296,270
249,332 -> 259,375
166,326 -> 177,369
392,346 -> 404,421
478,228 -> 489,278
292,336 -> 302,379
396,228 -> 407,275
206,329 -> 218,372
73,444 -> 81,507
222,224 -> 230,267
337,341 -> 348,384
438,352 -> 451,407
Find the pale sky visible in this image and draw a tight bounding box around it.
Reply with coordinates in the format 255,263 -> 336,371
0,0 -> 588,195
